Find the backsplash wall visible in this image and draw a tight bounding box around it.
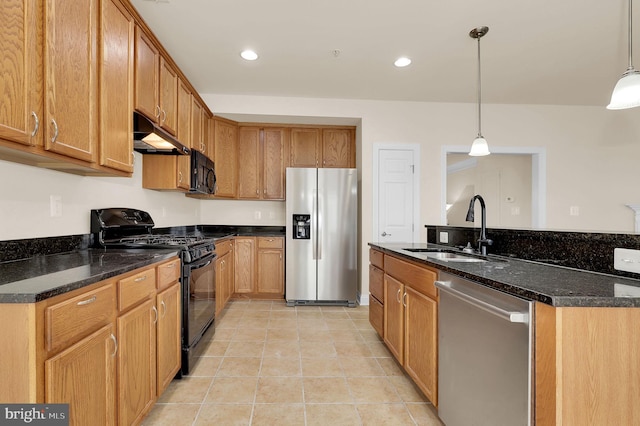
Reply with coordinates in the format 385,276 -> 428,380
427,225 -> 640,279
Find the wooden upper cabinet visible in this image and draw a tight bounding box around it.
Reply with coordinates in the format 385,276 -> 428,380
176,78 -> 191,149
134,27 -> 159,122
158,57 -> 178,136
134,26 -> 178,137
262,128 -> 286,199
99,0 -> 134,173
44,0 -> 98,163
238,127 -> 286,200
322,128 -> 354,168
0,0 -> 42,148
290,128 -> 320,167
191,97 -> 204,152
213,117 -> 238,198
237,127 -> 260,199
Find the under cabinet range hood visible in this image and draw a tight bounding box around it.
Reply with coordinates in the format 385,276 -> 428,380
133,112 -> 190,155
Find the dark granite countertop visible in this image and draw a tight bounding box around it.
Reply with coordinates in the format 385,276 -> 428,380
370,242 -> 640,307
0,248 -> 180,303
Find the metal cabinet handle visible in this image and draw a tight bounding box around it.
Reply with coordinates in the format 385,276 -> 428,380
51,118 -> 58,143
396,289 -> 401,303
381,232 -> 391,237
161,109 -> 167,124
155,105 -> 161,119
30,111 -> 39,137
166,263 -> 176,268
134,275 -> 147,282
178,171 -> 183,183
77,295 -> 97,306
160,300 -> 166,318
152,306 -> 158,324
402,292 -> 407,307
110,334 -> 117,357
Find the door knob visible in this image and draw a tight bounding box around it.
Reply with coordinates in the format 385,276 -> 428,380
381,232 -> 392,236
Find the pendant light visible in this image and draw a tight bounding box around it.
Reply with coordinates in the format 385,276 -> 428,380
608,0 -> 640,109
469,26 -> 490,156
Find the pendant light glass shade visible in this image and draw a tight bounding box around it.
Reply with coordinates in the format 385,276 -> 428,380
469,27 -> 490,157
469,136 -> 490,156
607,0 -> 640,109
607,69 -> 640,109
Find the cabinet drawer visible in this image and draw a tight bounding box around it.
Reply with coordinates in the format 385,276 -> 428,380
157,258 -> 180,291
118,267 -> 156,312
369,264 -> 384,302
216,239 -> 233,256
258,237 -> 283,249
385,255 -> 437,299
46,282 -> 116,353
369,295 -> 384,338
370,249 -> 384,269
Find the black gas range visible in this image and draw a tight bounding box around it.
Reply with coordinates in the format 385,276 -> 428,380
91,208 -> 216,376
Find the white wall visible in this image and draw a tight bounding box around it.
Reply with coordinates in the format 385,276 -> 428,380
1,94 -> 639,301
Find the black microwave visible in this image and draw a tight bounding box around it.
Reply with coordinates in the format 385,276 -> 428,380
190,150 -> 217,195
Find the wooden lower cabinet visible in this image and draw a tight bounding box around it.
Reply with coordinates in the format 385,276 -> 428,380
45,324 -> 117,426
215,239 -> 234,315
379,253 -> 439,407
156,282 -> 181,396
117,298 -> 156,426
233,236 -> 284,298
0,256 -> 182,425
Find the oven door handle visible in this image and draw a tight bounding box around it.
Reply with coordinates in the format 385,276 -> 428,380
186,253 -> 217,272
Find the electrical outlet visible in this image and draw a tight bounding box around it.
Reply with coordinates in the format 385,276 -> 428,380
570,206 -> 580,216
49,195 -> 62,217
254,211 -> 262,220
439,231 -> 449,244
614,248 -> 640,273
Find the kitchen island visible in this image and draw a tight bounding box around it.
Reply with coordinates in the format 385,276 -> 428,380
370,242 -> 640,426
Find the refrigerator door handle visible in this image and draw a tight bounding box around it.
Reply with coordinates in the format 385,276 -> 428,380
317,193 -> 322,260
312,190 -> 318,260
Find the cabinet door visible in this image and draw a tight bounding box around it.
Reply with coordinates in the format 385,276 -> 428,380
257,249 -> 284,294
44,0 -> 98,162
176,79 -> 191,149
117,298 -> 156,426
157,283 -> 181,396
383,274 -> 404,363
290,128 -> 320,167
263,128 -> 286,200
215,253 -> 226,316
404,286 -> 438,406
99,0 -> 134,173
213,118 -> 238,198
322,128 -> 352,168
0,0 -> 42,147
45,324 -> 116,426
234,237 -> 255,293
134,27 -> 159,122
238,127 -> 260,199
159,57 -> 178,136
191,97 -> 204,152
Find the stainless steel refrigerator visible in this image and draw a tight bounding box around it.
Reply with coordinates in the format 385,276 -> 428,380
285,167 -> 358,306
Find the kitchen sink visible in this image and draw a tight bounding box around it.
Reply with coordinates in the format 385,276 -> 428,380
423,252 -> 487,262
402,248 -> 490,262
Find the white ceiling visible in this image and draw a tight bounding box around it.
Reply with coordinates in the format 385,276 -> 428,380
130,0 -> 633,107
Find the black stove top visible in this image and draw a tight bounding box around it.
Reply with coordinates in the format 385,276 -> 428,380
91,208 -> 215,263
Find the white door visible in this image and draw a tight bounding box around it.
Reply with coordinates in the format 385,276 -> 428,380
375,146 -> 419,243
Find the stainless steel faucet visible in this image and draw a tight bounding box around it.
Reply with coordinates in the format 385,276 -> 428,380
465,194 -> 493,255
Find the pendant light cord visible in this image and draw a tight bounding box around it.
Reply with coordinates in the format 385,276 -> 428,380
477,35 -> 483,138
629,0 -> 634,71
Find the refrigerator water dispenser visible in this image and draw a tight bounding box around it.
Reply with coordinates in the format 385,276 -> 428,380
293,214 -> 311,239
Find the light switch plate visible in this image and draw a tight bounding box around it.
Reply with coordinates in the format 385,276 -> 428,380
614,248 -> 640,273
439,231 -> 449,244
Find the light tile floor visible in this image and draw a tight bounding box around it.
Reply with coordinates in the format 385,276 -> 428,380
142,299 -> 443,426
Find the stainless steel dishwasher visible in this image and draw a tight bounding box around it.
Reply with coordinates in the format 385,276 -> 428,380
435,272 -> 533,426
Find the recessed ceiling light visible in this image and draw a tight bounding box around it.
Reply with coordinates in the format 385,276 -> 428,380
240,50 -> 258,61
394,57 -> 411,67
